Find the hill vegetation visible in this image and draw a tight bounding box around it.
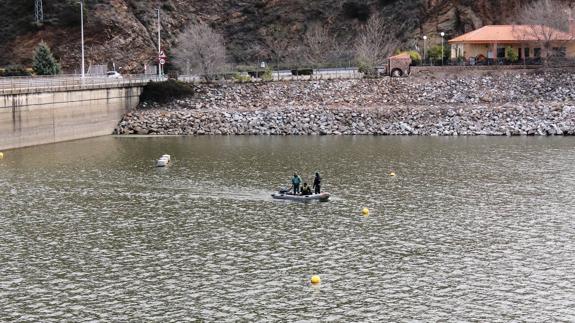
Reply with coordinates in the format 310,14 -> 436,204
0,0 -> 564,72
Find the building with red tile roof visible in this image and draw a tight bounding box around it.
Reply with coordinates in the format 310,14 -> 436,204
448,22 -> 575,61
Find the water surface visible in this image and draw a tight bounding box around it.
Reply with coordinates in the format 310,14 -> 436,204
1,136 -> 574,321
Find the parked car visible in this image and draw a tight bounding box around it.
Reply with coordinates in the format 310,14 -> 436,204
106,71 -> 122,78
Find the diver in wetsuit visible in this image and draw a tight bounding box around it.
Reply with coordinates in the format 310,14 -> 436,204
313,172 -> 321,194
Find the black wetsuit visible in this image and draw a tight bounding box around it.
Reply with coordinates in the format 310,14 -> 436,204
313,174 -> 321,194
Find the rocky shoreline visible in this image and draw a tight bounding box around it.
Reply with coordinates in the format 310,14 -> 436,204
116,72 -> 575,136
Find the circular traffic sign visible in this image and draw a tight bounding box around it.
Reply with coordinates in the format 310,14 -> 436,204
159,59 -> 166,65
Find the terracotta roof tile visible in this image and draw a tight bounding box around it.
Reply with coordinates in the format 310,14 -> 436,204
448,25 -> 574,43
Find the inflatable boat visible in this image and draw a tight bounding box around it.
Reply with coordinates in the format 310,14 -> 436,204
271,191 -> 330,202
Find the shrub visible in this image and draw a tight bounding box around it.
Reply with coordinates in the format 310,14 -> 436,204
0,65 -> 31,77
397,50 -> 421,64
262,68 -> 273,81
407,51 -> 422,62
506,46 -> 519,62
357,60 -> 373,75
428,45 -> 449,62
233,72 -> 252,82
140,80 -> 195,104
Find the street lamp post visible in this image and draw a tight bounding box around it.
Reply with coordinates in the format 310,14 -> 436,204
157,8 -> 161,78
423,35 -> 427,65
79,1 -> 85,79
440,32 -> 445,65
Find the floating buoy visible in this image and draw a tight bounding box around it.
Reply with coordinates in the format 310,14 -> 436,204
156,154 -> 171,167
389,172 -> 396,177
0,152 -> 3,159
362,207 -> 369,216
156,158 -> 169,167
310,275 -> 321,285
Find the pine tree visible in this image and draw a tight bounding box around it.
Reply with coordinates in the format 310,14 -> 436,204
32,42 -> 61,75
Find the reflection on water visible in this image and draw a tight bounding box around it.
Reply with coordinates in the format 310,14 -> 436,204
1,136 -> 575,321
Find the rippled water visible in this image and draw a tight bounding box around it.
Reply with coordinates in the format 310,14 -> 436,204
1,136 -> 575,321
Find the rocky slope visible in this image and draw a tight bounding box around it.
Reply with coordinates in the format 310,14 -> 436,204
0,0 -> 554,72
116,72 -> 575,136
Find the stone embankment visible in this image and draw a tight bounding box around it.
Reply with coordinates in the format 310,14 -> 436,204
116,72 -> 575,136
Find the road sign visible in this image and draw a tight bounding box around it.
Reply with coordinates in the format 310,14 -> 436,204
159,50 -> 167,60
159,58 -> 166,65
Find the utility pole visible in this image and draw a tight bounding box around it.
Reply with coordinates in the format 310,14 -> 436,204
440,32 -> 445,65
157,8 -> 161,78
35,0 -> 44,24
79,1 -> 85,79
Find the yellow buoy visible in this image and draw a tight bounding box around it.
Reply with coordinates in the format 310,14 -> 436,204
389,172 -> 396,177
362,207 -> 369,216
0,152 -> 3,159
310,275 -> 321,285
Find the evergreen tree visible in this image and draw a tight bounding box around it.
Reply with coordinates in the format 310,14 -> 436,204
32,42 -> 61,75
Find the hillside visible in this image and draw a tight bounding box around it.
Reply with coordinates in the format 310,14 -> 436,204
0,0 -> 539,72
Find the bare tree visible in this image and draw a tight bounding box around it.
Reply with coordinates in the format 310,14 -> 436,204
263,25 -> 293,76
174,22 -> 227,81
354,13 -> 398,74
266,36 -> 289,68
298,24 -> 352,67
514,0 -> 574,63
301,25 -> 336,67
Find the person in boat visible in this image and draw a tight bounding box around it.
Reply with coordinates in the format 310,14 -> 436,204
313,172 -> 321,194
301,183 -> 312,196
291,173 -> 302,194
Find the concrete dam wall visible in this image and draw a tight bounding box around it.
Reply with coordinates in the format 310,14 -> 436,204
0,86 -> 141,150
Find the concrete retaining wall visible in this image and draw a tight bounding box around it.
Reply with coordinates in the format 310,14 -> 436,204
0,86 -> 142,150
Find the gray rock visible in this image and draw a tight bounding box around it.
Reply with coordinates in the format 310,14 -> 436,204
118,72 -> 575,137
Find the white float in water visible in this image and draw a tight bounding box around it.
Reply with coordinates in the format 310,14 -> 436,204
156,159 -> 168,167
156,154 -> 171,167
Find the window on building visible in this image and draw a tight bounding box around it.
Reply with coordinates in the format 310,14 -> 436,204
534,48 -> 541,57
552,47 -> 567,57
497,48 -> 506,58
525,48 -> 530,58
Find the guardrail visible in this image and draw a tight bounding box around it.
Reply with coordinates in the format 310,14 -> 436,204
0,74 -> 165,95
178,67 -> 363,83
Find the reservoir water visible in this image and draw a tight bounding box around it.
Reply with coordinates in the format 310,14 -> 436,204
1,136 -> 574,321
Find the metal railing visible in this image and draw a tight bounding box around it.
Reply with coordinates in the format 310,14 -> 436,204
0,74 -> 166,94
178,67 -> 363,83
